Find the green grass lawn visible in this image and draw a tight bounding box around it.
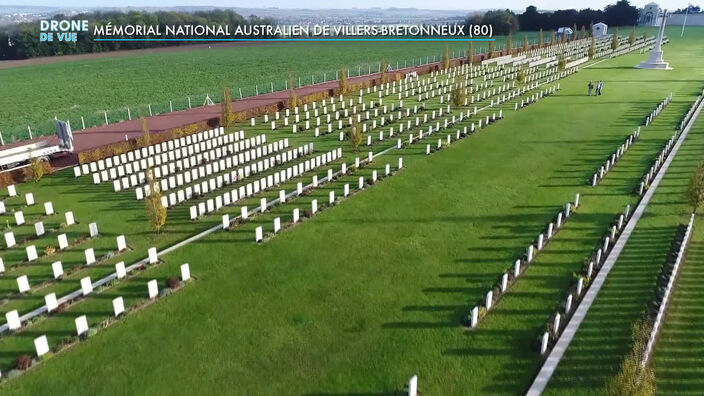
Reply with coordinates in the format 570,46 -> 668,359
0,27 -> 701,395
543,116 -> 704,396
652,214 -> 704,395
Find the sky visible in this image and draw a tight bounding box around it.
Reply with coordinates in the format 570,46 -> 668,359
0,0 -> 693,10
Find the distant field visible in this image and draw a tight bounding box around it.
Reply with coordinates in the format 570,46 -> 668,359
0,33 -> 541,141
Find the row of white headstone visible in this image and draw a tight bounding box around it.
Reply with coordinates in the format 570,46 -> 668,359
3,245 -> 164,336
470,194 -> 580,330
1,199 -> 55,227
175,143 -> 318,215
679,90 -> 704,131
133,138 -> 295,202
99,132 -> 266,189
254,156 -> 404,242
18,263 -> 191,360
644,93 -> 673,126
539,203 -> 631,355
638,133 -> 678,196
4,209 -> 73,249
76,127 -> 228,178
190,147 -> 342,221
12,234 -> 129,293
591,128 -> 641,187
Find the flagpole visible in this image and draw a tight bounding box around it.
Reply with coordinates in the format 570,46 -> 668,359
681,4 -> 689,37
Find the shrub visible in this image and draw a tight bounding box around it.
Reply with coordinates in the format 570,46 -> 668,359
29,157 -> 44,182
44,245 -> 56,256
339,66 -> 348,94
687,161 -> 704,213
15,354 -> 32,370
304,209 -> 313,218
605,319 -> 656,396
166,277 -> 180,289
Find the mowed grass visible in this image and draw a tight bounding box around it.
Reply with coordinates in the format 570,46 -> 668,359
0,34 -> 532,140
542,45 -> 704,395
653,214 -> 704,395
0,28 -> 702,395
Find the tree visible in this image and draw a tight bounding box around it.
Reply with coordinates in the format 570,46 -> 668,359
221,86 -> 234,127
538,28 -> 544,47
688,161 -> 704,213
629,26 -> 636,45
380,58 -> 388,83
516,67 -> 526,83
442,45 -> 450,70
28,156 -> 44,182
488,41 -> 495,59
522,34 -> 529,52
581,25 -> 587,40
557,55 -> 566,71
604,0 -> 639,27
467,41 -> 474,65
605,320 -> 656,396
145,167 -> 167,232
588,36 -> 596,59
339,66 -> 348,94
572,23 -> 578,40
288,71 -> 298,109
550,29 -> 556,45
347,119 -> 363,152
452,83 -> 467,107
611,27 -> 620,50
137,117 -> 151,148
506,34 -> 513,55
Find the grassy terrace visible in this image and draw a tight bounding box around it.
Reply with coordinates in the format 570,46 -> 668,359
0,28 -> 701,394
653,213 -> 704,395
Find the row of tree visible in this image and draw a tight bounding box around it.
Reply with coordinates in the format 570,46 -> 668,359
0,10 -> 274,60
465,0 -> 640,35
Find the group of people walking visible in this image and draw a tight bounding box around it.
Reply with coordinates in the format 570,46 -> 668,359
588,80 -> 604,96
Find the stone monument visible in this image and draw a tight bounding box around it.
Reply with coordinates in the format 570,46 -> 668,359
637,9 -> 672,70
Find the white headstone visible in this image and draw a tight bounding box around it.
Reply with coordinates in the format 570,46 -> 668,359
85,248 -> 96,265
52,261 -> 63,279
75,315 -> 89,336
7,184 -> 16,197
255,226 -> 263,242
58,233 -> 68,250
45,293 -> 58,312
180,263 -> 191,281
26,245 -> 38,262
65,211 -> 75,226
6,310 -> 21,330
81,276 -> 93,295
408,375 -> 418,396
44,201 -> 54,215
14,211 -> 24,226
4,231 -> 15,248
25,193 -> 34,206
147,279 -> 158,299
115,261 -> 126,279
148,247 -> 158,264
34,335 -> 50,357
113,296 -> 125,316
89,222 -> 99,237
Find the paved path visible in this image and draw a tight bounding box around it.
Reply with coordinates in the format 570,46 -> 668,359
526,97 -> 704,396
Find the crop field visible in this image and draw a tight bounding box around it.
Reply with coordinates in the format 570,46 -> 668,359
0,26 -> 701,395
